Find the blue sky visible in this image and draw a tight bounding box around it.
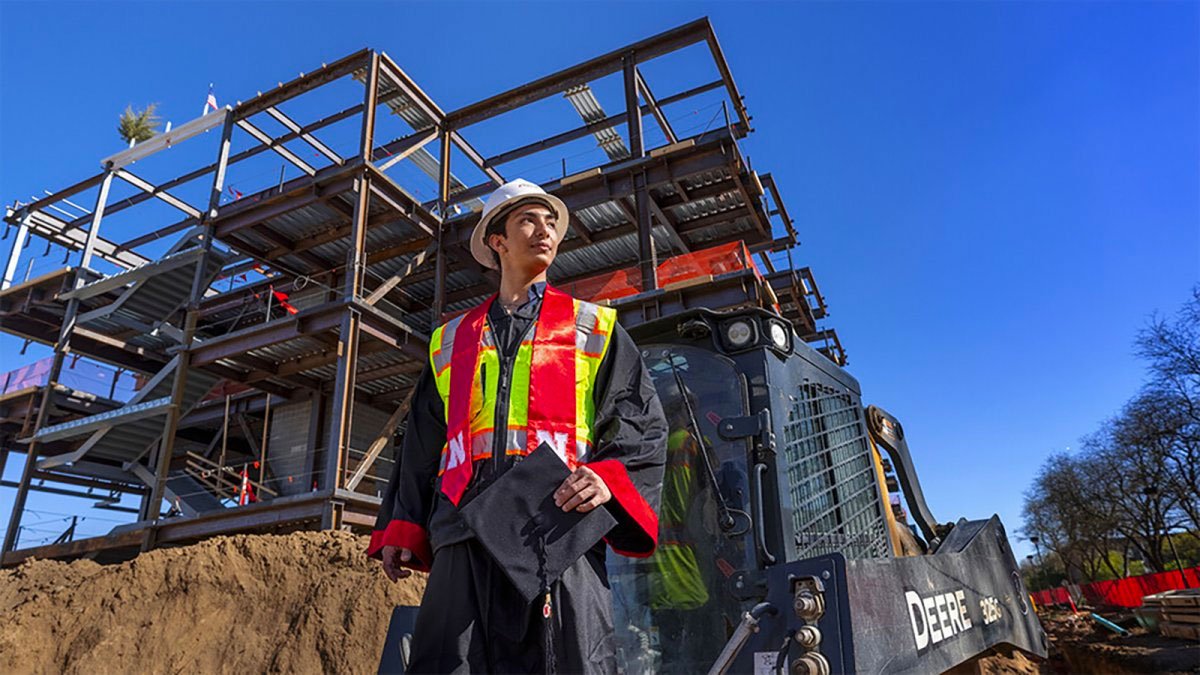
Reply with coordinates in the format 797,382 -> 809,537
1,2 -> 1197,558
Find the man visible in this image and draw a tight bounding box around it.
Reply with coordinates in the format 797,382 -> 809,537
368,178 -> 668,674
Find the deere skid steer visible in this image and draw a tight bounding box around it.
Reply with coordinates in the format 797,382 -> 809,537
603,304 -> 1048,674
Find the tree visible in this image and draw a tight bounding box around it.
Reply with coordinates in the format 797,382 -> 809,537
1079,426 -> 1176,573
1022,288 -> 1200,583
1135,287 -> 1200,532
1022,452 -> 1119,582
117,103 -> 161,145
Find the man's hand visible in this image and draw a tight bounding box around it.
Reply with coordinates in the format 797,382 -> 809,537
554,465 -> 612,513
381,546 -> 414,582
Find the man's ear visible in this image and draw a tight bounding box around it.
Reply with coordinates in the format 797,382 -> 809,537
488,233 -> 507,255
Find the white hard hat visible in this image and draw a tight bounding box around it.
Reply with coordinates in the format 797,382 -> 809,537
470,178 -> 569,270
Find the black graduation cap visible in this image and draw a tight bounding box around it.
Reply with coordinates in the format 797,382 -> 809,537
459,442 -> 617,604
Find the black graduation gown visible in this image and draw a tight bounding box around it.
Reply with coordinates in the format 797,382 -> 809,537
369,285 -> 668,674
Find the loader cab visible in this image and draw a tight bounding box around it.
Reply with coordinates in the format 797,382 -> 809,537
607,306 -> 893,673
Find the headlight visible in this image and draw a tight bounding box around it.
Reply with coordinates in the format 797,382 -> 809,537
724,320 -> 755,348
769,321 -> 789,350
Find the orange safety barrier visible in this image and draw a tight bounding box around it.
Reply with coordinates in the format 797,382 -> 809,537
562,241 -> 763,304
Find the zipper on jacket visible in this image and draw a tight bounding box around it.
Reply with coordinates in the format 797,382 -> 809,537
489,314 -> 538,477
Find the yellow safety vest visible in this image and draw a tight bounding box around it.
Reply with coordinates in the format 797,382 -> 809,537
429,295 -> 618,475
649,427 -> 711,610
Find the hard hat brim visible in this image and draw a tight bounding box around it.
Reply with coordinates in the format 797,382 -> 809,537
470,193 -> 570,270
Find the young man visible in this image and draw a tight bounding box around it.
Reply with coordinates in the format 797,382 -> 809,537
368,178 -> 668,673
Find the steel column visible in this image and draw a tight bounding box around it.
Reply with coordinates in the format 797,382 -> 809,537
1,215 -> 30,290
624,54 -> 657,291
344,51 -> 379,303
345,176 -> 371,301
3,171 -> 113,554
322,308 -> 362,526
433,130 -> 451,329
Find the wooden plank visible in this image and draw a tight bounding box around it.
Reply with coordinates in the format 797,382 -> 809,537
1161,621 -> 1200,640
1160,591 -> 1200,607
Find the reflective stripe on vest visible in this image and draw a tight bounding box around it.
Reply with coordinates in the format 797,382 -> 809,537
429,287 -> 617,504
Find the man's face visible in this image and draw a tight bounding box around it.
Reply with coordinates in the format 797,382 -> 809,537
488,202 -> 562,275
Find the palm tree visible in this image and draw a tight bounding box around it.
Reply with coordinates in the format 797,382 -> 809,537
117,103 -> 162,145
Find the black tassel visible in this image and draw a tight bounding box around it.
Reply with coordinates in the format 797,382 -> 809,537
534,521 -> 556,674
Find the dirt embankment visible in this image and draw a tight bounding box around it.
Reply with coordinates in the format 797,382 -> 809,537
0,531 -> 424,675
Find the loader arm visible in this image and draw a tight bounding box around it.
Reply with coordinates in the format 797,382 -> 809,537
865,404 -> 950,550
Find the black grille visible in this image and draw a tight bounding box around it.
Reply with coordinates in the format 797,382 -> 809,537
782,381 -> 890,560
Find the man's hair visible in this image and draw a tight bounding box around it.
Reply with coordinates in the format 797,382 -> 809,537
483,197 -> 554,268
483,210 -> 507,268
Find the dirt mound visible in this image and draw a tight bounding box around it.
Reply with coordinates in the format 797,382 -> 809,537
948,645 -> 1047,674
0,531 -> 424,675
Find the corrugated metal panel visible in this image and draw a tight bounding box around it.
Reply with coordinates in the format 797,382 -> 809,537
563,85 -> 630,161
268,400 -> 314,497
246,334 -> 329,365
670,192 -> 746,224
576,201 -> 628,233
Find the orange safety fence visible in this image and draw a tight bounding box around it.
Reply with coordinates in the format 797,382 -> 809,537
560,241 -> 763,304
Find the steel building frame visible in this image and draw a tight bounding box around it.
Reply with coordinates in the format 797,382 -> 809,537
0,18 -> 840,566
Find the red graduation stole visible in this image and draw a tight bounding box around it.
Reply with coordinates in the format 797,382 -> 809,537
441,285 -> 578,506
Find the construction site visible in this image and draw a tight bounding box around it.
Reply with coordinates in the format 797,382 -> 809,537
0,19 -> 834,565
1,13 -> 1195,675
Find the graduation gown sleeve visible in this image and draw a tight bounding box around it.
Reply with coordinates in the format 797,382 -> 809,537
366,362 -> 445,572
585,321 -> 668,558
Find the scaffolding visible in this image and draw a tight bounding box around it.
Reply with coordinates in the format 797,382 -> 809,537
0,18 -> 843,566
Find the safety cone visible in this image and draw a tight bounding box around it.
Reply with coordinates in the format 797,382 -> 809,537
239,465 -> 257,506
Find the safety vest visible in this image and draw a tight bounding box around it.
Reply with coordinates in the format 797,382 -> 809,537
649,427 -> 711,610
429,285 -> 618,505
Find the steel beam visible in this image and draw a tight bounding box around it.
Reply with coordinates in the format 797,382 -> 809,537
364,242 -> 435,306
445,18 -> 711,129
636,67 -> 677,144
481,79 -> 724,170
265,106 -> 343,166
236,118 -> 317,176
375,128 -> 439,172
451,131 -> 503,185
234,49 -> 372,120
212,171 -> 357,239
761,173 -> 798,242
345,175 -> 372,302
102,109 -> 229,171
